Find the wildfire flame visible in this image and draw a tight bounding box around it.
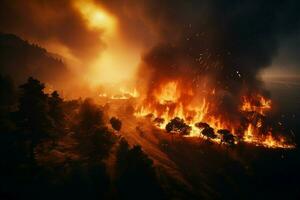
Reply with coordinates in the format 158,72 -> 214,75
99,87 -> 139,100
134,80 -> 295,149
241,95 -> 271,116
154,81 -> 181,104
243,124 -> 294,148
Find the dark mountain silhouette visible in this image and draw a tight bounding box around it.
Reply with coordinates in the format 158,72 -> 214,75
0,32 -> 70,87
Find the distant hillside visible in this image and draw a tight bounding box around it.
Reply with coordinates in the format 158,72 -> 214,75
0,33 -> 70,87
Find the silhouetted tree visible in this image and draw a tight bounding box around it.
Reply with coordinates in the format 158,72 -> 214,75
116,141 -> 165,199
77,98 -> 104,132
48,91 -> 64,128
217,129 -> 235,145
64,99 -> 115,199
78,127 -> 115,162
48,91 -> 65,145
110,117 -> 122,132
202,127 -> 217,139
0,74 -> 16,133
116,138 -> 130,173
61,160 -> 110,200
0,74 -> 16,108
16,77 -> 53,160
195,122 -> 217,139
195,122 -> 210,129
62,99 -> 81,128
0,75 -> 19,198
165,117 -> 191,136
75,99 -> 115,162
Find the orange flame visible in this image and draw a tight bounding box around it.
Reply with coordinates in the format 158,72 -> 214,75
243,124 -> 294,149
134,80 -> 295,149
241,95 -> 271,116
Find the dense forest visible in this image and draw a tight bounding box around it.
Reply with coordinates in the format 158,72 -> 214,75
0,75 -> 165,200
0,33 -> 70,89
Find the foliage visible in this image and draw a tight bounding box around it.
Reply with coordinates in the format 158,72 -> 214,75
217,129 -> 235,145
115,139 -> 165,199
0,74 -> 16,132
0,77 -> 116,199
16,77 -> 54,160
48,91 -> 65,129
195,122 -> 217,139
195,122 -> 210,129
77,98 -> 104,132
0,74 -> 16,107
0,77 -> 166,200
77,127 -> 116,162
202,127 -> 217,139
110,117 -> 122,131
165,117 -> 191,135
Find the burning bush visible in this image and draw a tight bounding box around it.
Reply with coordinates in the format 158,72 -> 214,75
217,129 -> 235,145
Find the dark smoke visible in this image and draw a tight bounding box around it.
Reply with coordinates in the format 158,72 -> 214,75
101,0 -> 300,121
144,0 -> 299,92
0,0 -> 104,61
103,0 -> 300,95
0,0 -> 300,98
0,0 -> 108,97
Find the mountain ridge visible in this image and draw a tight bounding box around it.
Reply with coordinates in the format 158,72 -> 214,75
0,32 -> 70,87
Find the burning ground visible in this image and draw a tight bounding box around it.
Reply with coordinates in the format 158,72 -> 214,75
100,93 -> 299,199
133,78 -> 295,149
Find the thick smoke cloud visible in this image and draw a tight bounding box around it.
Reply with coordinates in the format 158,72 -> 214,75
158,0 -> 297,91
103,0 -> 300,95
0,0 -> 299,98
0,0 -> 103,61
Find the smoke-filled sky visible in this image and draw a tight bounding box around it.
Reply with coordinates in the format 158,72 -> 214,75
0,0 -> 300,95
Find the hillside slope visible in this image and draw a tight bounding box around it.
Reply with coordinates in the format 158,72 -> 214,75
0,33 -> 70,87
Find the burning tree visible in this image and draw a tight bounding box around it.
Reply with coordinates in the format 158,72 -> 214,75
195,122 -> 210,129
135,79 -> 295,148
195,122 -> 217,139
217,129 -> 235,145
165,117 -> 191,136
202,127 -> 217,139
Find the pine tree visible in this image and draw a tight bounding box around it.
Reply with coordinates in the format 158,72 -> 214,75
17,77 -> 52,160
